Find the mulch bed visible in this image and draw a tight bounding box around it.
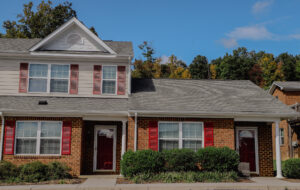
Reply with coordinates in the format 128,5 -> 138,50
282,178 -> 300,183
0,178 -> 86,186
116,177 -> 253,184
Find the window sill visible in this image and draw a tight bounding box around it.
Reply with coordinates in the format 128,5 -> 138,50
13,155 -> 62,159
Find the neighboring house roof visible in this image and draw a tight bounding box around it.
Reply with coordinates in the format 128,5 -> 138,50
0,96 -> 128,116
269,81 -> 300,95
0,38 -> 133,56
129,79 -> 297,118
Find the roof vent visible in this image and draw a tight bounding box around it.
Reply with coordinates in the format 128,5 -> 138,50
38,100 -> 48,105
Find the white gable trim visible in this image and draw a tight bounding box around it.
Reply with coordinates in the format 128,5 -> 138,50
29,17 -> 116,54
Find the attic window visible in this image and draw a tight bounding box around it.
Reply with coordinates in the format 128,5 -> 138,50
66,33 -> 83,45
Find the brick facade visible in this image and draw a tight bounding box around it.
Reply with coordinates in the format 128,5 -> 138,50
81,121 -> 122,175
1,117 -> 83,176
127,117 -> 235,151
271,87 -> 299,160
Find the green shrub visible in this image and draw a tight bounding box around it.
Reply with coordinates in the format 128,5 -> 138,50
121,150 -> 164,177
197,147 -> 239,172
0,161 -> 18,180
283,158 -> 300,178
130,171 -> 238,183
162,149 -> 198,172
18,161 -> 49,182
47,162 -> 71,180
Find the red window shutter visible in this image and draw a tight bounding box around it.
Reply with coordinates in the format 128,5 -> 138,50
93,65 -> 102,94
69,64 -> 79,94
3,120 -> 16,155
19,63 -> 28,93
61,121 -> 72,155
148,121 -> 158,151
204,122 -> 214,147
117,66 -> 126,95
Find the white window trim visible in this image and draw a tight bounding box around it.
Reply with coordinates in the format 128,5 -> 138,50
101,65 -> 117,95
14,121 -> 62,156
28,63 -> 70,94
158,121 -> 204,151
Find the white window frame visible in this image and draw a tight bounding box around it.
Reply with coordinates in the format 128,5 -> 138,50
28,63 -> 70,94
101,65 -> 117,95
280,128 -> 284,146
158,121 -> 204,151
14,121 -> 62,156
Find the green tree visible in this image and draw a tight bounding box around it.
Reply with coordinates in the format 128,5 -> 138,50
189,55 -> 209,79
1,1 -> 98,38
276,53 -> 296,81
218,47 -> 255,80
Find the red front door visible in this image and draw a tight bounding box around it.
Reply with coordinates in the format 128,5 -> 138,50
238,129 -> 257,172
96,128 -> 115,170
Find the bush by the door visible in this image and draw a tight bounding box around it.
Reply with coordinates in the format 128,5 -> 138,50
282,158 -> 300,178
197,147 -> 240,172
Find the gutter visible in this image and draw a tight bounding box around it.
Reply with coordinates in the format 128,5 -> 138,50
0,112 -> 4,160
134,112 -> 137,152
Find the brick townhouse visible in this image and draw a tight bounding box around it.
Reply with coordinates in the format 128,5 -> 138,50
0,17 -> 297,178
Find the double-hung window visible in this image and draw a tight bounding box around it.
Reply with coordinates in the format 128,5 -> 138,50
280,128 -> 284,145
15,121 -> 62,155
158,122 -> 203,152
102,66 -> 117,94
28,64 -> 69,93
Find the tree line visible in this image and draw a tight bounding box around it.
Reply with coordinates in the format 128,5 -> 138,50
133,42 -> 300,88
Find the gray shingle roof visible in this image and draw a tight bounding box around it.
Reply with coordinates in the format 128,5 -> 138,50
271,81 -> 300,92
0,96 -> 128,115
0,38 -> 133,56
129,79 -> 297,118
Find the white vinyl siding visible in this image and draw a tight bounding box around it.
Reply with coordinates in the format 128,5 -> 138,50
0,60 -> 128,97
158,122 -> 204,152
15,121 -> 62,155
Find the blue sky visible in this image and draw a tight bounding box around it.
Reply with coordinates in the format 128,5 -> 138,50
1,0 -> 300,64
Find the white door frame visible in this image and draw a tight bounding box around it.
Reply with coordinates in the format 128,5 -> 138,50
235,127 -> 259,174
93,125 -> 117,172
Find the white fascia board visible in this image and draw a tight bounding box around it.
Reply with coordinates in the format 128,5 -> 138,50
29,17 -> 117,55
30,51 -> 117,58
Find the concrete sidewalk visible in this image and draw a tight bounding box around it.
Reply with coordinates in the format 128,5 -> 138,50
0,176 -> 300,190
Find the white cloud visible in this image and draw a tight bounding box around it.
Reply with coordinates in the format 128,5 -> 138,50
252,0 -> 273,14
220,25 -> 274,48
159,55 -> 169,65
219,38 -> 238,48
289,34 -> 300,40
227,25 -> 273,40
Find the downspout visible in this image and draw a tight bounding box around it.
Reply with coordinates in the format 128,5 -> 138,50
0,112 -> 4,161
134,112 -> 137,152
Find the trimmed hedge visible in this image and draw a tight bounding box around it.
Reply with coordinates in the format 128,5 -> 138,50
197,147 -> 240,172
283,158 -> 300,178
121,150 -> 164,177
163,149 -> 197,172
0,161 -> 72,183
121,147 -> 240,178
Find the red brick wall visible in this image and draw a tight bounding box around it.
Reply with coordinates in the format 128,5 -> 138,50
81,121 -> 122,175
127,117 -> 235,151
271,88 -> 299,159
1,117 -> 83,176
